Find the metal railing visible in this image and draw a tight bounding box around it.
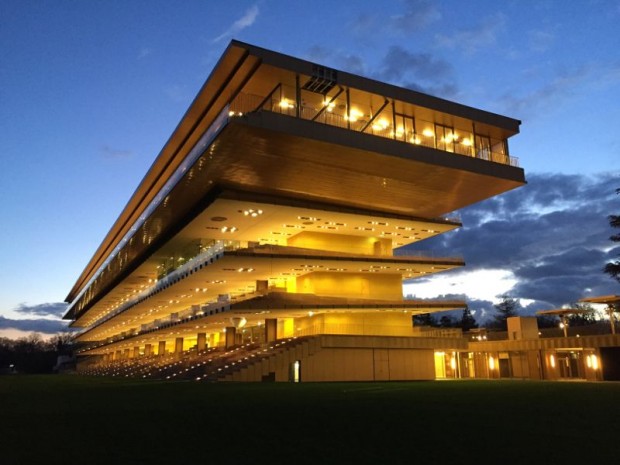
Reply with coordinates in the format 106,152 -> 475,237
229,91 -> 519,168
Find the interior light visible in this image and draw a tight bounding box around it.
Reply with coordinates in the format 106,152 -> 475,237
550,355 -> 556,368
591,355 -> 599,370
462,138 -> 472,146
372,119 -> 390,131
489,356 -> 495,370
422,129 -> 434,137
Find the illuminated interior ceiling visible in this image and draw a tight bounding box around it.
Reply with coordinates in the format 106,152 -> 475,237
75,251 -> 463,342
71,197 -> 462,329
80,294 -> 466,354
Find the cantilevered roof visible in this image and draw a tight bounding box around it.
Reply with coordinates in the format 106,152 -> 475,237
66,40 -> 525,307
579,295 -> 620,306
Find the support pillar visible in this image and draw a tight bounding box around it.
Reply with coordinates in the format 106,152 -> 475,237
225,327 -> 236,349
144,344 -> 152,357
197,333 -> 206,351
209,333 -> 216,347
175,337 -> 184,355
123,348 -> 130,359
115,350 -> 122,361
265,318 -> 277,343
133,346 -> 140,358
158,341 -> 166,356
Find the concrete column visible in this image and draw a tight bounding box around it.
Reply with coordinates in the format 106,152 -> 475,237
144,344 -> 152,356
123,348 -> 130,359
158,341 -> 166,356
115,350 -> 122,361
133,346 -> 140,358
209,333 -> 216,347
225,327 -> 236,349
197,333 -> 207,351
175,337 -> 184,355
265,318 -> 277,343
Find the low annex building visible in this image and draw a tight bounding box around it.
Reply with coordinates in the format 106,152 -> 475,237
65,40 -> 602,382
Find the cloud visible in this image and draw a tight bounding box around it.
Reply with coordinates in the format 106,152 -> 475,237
528,30 -> 555,52
138,47 -> 152,59
13,302 -> 68,317
499,61 -> 620,118
377,46 -> 457,97
390,0 -> 441,33
305,46 -> 366,76
498,66 -> 589,117
401,172 -> 620,307
435,13 -> 506,55
0,316 -> 70,334
212,4 -> 259,43
101,145 -> 132,159
350,0 -> 440,37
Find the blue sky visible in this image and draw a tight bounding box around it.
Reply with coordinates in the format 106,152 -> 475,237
1,0 -> 619,337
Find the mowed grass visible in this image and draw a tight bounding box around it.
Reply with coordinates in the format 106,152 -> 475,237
1,376 -> 618,465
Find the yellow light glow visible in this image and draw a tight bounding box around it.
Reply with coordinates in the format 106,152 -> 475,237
550,354 -> 556,368
586,355 -> 592,368
461,138 -> 472,146
422,129 -> 434,137
489,356 -> 495,370
591,354 -> 599,370
450,357 -> 456,370
279,99 -> 294,109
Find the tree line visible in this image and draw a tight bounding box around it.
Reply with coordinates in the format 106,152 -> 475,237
0,332 -> 73,374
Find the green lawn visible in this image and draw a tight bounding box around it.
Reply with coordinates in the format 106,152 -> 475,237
0,376 -> 618,464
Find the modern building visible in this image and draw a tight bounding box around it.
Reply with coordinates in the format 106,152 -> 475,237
65,40 -> 545,382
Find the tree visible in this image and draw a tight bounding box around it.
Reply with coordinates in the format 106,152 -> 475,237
491,295 -> 520,330
413,313 -> 438,327
604,188 -> 620,283
459,307 -> 478,331
439,315 -> 455,328
536,314 -> 559,329
49,331 -> 75,355
566,303 -> 598,326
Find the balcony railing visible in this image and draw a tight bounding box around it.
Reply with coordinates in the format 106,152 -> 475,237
229,91 -> 519,168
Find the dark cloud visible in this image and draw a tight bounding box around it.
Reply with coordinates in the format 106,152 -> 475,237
305,46 -> 366,76
402,172 -> 620,307
13,302 -> 68,317
378,46 -> 457,97
0,316 -> 70,334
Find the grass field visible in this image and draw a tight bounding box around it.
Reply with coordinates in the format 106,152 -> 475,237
1,376 -> 618,464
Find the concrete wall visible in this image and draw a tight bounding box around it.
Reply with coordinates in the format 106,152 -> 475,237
223,335 -> 436,382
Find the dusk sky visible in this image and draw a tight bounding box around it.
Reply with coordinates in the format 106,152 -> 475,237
1,0 -> 619,337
